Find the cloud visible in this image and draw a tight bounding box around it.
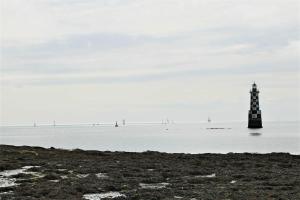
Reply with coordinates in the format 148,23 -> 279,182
1,0 -> 298,46
2,0 -> 298,78
2,35 -> 299,81
1,0 -> 299,124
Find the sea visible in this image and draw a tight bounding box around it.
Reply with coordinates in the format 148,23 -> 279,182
0,121 -> 299,154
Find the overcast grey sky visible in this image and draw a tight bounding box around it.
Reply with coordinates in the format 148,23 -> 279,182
0,0 -> 299,125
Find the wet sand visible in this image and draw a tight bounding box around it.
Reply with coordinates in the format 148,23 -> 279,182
0,145 -> 299,200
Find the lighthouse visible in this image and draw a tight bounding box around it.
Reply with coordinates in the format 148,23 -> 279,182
248,82 -> 262,128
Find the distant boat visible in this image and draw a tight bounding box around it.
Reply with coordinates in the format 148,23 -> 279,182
208,117 -> 211,123
53,120 -> 56,127
33,122 -> 37,127
115,121 -> 119,127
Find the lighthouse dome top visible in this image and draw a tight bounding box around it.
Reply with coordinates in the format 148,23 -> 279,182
250,82 -> 259,93
252,82 -> 257,90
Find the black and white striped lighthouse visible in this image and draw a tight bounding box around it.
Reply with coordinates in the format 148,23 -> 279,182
248,82 -> 263,128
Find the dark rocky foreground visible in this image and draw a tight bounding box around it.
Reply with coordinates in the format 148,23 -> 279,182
0,145 -> 299,200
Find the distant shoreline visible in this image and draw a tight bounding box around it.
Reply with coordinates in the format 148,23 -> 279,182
0,145 -> 299,199
1,120 -> 299,127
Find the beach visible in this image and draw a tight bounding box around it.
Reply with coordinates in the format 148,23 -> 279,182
0,145 -> 299,200
2,1 -> 299,200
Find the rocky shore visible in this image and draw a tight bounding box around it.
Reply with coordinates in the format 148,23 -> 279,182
0,145 -> 299,200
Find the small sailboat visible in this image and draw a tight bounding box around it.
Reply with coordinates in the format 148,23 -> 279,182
115,121 -> 119,127
33,122 -> 37,127
208,117 -> 211,123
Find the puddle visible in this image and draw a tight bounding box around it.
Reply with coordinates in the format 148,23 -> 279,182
58,169 -> 67,172
83,192 -> 126,200
49,180 -> 59,183
0,166 -> 42,188
60,175 -> 68,179
174,196 -> 183,199
147,169 -> 155,171
230,180 -> 237,184
77,174 -> 89,178
0,177 -> 18,188
195,173 -> 216,178
139,182 -> 170,189
0,167 -> 29,177
0,191 -> 13,195
95,173 -> 108,179
28,172 -> 44,178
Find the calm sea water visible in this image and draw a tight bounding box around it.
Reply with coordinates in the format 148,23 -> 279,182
0,121 -> 299,154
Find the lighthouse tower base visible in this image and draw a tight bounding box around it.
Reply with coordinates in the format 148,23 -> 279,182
248,119 -> 262,128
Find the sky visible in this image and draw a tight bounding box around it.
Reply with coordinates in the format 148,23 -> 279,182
0,0 -> 299,125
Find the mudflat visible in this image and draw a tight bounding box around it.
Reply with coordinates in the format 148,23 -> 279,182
0,145 -> 299,200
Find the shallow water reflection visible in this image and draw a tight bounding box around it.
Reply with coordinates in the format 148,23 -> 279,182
250,132 -> 262,136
